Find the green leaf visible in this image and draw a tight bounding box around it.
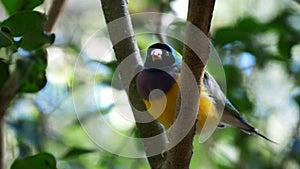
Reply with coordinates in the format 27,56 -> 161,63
0,28 -> 14,47
21,32 -> 55,50
0,59 -> 9,90
61,147 -> 96,159
0,11 -> 55,50
17,48 -> 47,93
1,0 -> 44,15
1,11 -> 45,36
1,0 -> 23,15
11,152 -> 56,169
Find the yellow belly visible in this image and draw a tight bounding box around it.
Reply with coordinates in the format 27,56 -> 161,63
143,81 -> 220,133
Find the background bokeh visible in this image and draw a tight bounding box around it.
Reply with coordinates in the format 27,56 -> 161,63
2,0 -> 300,168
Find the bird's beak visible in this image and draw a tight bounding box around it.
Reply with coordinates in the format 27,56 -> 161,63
150,49 -> 163,61
151,54 -> 162,61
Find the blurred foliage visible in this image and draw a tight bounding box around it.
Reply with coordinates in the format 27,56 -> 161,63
61,147 -> 97,160
10,152 -> 56,169
0,0 -> 55,168
16,49 -> 48,92
0,4 -> 54,92
1,0 -> 300,169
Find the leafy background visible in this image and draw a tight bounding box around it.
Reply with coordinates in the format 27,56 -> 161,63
1,0 -> 300,169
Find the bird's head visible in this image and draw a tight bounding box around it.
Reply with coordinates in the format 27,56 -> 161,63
144,43 -> 181,69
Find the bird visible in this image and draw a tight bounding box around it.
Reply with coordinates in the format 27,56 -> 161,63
136,42 -> 275,143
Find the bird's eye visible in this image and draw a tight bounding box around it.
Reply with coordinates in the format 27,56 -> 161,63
165,51 -> 169,55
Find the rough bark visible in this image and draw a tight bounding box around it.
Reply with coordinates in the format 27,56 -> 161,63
100,0 -> 167,168
100,0 -> 215,168
162,0 -> 216,168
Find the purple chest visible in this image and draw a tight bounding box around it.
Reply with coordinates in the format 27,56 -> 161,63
136,69 -> 178,100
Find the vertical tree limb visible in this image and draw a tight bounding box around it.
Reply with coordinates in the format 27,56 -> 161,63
100,0 -> 166,168
100,0 -> 215,168
162,0 -> 215,168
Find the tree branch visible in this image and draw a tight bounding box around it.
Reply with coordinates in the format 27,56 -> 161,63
0,71 -> 19,119
44,0 -> 68,32
100,0 -> 166,168
162,0 -> 215,168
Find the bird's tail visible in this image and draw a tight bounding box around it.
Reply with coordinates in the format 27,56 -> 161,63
251,129 -> 277,144
203,71 -> 277,143
222,100 -> 277,144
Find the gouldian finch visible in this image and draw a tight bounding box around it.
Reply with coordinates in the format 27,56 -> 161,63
136,43 -> 275,143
